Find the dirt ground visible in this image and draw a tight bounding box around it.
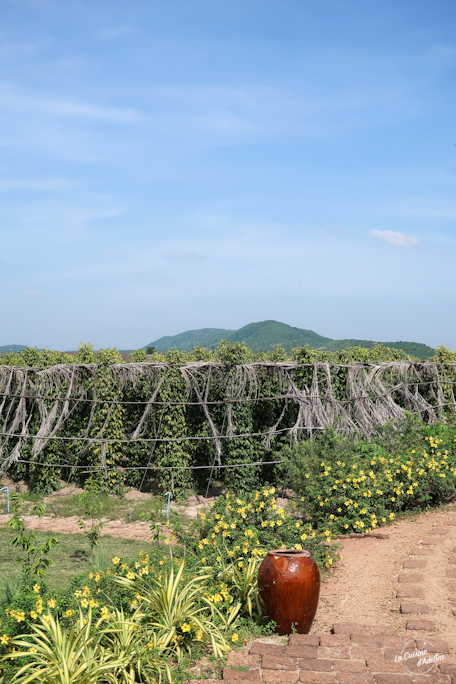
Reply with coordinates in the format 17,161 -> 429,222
312,502 -> 456,654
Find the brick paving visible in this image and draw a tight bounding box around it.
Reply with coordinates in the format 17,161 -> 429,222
191,519 -> 456,684
191,626 -> 454,683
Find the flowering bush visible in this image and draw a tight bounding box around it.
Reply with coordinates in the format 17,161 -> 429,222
288,423 -> 456,536
175,486 -> 338,570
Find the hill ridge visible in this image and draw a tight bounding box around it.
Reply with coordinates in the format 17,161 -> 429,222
144,320 -> 434,359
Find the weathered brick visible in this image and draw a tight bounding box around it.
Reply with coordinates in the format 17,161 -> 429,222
406,620 -> 436,631
384,648 -> 413,662
262,656 -> 296,671
250,642 -> 283,657
263,671 -> 298,684
446,570 -> 456,579
383,636 -> 405,648
400,603 -> 430,614
320,634 -> 350,647
337,675 -> 374,684
318,645 -> 351,659
398,574 -> 424,584
422,538 -> 444,545
299,672 -> 335,683
288,634 -> 320,647
397,587 -> 425,599
284,645 -> 318,659
297,658 -> 333,672
331,622 -> 367,635
439,662 -> 456,674
364,625 -> 397,637
333,659 -> 368,672
227,653 -> 260,668
372,675 -> 413,683
447,556 -> 456,565
403,560 -> 427,569
409,547 -> 432,556
350,634 -> 384,647
416,639 -> 450,654
351,646 -> 384,661
366,656 -> 405,674
223,668 -> 262,683
447,582 -> 456,592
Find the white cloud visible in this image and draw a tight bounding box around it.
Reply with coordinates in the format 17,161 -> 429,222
0,177 -> 73,191
165,249 -> 204,261
368,229 -> 421,247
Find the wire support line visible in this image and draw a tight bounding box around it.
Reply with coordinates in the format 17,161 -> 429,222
0,380 -> 455,405
2,458 -> 285,471
0,425 -> 312,443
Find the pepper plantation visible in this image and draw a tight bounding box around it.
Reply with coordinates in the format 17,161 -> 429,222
1,341 -> 456,683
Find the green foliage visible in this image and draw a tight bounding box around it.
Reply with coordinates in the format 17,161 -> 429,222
77,484 -> 105,553
7,495 -> 59,585
0,338 -> 451,497
175,487 -> 338,571
114,559 -> 230,660
142,320 -> 435,358
1,607 -> 169,684
286,422 -> 456,536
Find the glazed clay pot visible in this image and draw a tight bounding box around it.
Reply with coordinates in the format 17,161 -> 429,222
258,549 -> 320,635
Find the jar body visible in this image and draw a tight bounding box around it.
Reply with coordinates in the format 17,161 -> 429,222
258,549 -> 320,635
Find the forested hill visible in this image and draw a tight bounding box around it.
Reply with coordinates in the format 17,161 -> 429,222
145,320 -> 435,359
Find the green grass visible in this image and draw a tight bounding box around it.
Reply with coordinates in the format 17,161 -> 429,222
0,527 -> 154,595
2,492 -> 168,523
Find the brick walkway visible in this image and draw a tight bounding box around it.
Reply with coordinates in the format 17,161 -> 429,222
192,519 -> 456,684
192,627 -> 454,684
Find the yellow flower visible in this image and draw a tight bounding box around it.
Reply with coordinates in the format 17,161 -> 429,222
80,599 -> 89,608
231,634 -> 238,642
126,572 -> 135,580
47,598 -> 56,609
181,623 -> 191,632
64,610 -> 74,617
0,634 -> 10,645
112,557 -> 120,565
28,647 -> 37,653
33,584 -> 40,594
30,610 -> 38,619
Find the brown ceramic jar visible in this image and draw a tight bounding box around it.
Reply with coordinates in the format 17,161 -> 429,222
258,549 -> 320,635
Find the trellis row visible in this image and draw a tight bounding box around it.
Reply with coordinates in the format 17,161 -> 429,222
0,360 -> 455,476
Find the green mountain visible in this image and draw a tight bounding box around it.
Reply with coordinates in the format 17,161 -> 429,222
0,344 -> 29,353
226,321 -> 332,351
148,328 -> 233,353
144,320 -> 435,359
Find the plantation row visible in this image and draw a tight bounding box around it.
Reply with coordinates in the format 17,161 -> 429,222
0,341 -> 455,496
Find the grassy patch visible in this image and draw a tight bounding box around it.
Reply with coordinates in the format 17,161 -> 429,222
0,527 -> 154,595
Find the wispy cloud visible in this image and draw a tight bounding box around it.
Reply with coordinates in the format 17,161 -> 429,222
165,249 -> 204,261
0,177 -> 73,191
0,83 -> 142,123
368,230 -> 421,248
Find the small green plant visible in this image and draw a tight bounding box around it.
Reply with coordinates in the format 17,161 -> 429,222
7,494 -> 59,585
78,484 -> 105,554
1,607 -> 150,684
114,557 -> 231,660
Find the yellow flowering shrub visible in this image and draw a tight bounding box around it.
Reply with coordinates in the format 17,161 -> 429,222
288,422 -> 456,536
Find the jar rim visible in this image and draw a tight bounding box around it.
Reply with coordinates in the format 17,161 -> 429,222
267,549 -> 311,557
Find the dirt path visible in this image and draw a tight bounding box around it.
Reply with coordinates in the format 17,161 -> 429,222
313,502 -> 456,657
0,513 -> 165,542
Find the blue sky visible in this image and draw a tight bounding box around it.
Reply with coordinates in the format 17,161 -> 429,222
1,0 -> 455,350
